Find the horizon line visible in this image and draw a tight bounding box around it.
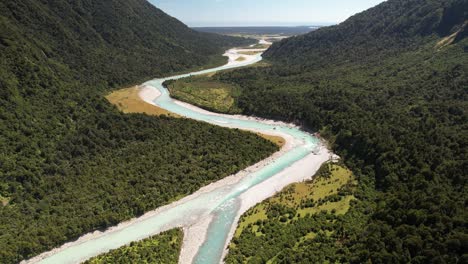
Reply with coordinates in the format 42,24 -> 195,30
185,22 -> 336,27
191,25 -> 328,28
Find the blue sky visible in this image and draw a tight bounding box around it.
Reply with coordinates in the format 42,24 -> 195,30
149,0 -> 386,27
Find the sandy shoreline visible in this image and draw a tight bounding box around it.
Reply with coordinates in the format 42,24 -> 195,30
24,41 -> 334,264
179,215 -> 213,264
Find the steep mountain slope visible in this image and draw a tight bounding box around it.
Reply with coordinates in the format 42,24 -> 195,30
0,1 -> 270,263
167,0 -> 467,262
264,0 -> 467,66
1,0 -> 253,86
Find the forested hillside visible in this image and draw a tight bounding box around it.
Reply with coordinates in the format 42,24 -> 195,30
169,0 -> 468,262
264,0 -> 467,66
0,0 -> 253,87
0,0 -> 270,263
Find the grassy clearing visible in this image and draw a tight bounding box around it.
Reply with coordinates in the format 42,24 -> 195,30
107,82 -> 284,148
85,229 -> 183,264
167,76 -> 242,114
226,163 -> 357,263
106,86 -> 179,117
255,133 -> 285,148
264,163 -> 356,216
235,204 -> 268,238
167,76 -> 285,147
291,164 -> 356,216
236,56 -> 247,62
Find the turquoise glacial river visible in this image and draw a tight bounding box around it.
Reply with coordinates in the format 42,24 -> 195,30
31,51 -> 321,264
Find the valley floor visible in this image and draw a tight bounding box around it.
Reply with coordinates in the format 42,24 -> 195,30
25,42 -> 334,264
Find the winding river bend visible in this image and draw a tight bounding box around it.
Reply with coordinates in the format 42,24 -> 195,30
26,44 -> 331,264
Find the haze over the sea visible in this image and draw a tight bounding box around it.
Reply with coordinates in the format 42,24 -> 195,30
149,0 -> 386,27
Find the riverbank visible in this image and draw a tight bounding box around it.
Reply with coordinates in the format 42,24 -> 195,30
24,41 -> 334,264
138,44 -> 333,263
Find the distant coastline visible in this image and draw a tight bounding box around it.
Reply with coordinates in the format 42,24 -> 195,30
193,25 -> 321,37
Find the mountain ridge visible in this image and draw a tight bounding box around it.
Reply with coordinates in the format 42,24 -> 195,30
1,0 -> 254,87
264,0 -> 467,67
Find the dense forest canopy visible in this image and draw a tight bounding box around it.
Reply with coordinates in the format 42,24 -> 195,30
0,0 -> 270,263
169,0 -> 468,262
84,229 -> 183,264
